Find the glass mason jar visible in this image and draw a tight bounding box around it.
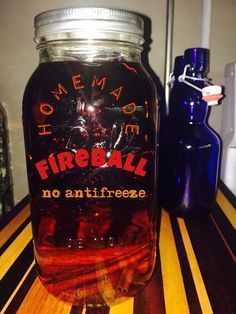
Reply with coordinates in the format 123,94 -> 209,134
22,7 -> 158,306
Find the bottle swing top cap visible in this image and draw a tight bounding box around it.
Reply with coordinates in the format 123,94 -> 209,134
34,7 -> 144,45
202,85 -> 223,106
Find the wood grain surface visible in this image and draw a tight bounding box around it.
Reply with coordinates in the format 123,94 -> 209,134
0,185 -> 235,314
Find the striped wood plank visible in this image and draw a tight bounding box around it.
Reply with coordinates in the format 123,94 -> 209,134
0,186 -> 235,314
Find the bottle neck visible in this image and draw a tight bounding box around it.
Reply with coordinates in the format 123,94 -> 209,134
186,69 -> 208,81
174,69 -> 208,84
171,70 -> 209,125
38,40 -> 142,64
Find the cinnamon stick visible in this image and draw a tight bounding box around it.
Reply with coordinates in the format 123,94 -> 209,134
44,247 -> 148,294
36,243 -> 147,268
116,265 -> 136,295
37,243 -> 148,278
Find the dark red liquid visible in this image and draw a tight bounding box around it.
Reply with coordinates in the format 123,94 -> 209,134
23,61 -> 157,305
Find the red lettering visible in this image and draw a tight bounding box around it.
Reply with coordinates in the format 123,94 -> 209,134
121,63 -> 138,74
75,149 -> 89,167
72,74 -> 85,90
51,83 -> 68,101
38,124 -> 52,136
122,102 -> 137,115
48,155 -> 59,174
123,153 -> 136,172
125,124 -> 139,135
91,148 -> 106,166
92,75 -> 106,90
110,86 -> 123,101
57,152 -> 74,171
39,103 -> 54,115
107,150 -> 122,169
134,158 -> 147,177
35,159 -> 49,180
35,149 -> 148,181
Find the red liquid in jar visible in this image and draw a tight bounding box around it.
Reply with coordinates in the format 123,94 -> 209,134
23,61 -> 157,305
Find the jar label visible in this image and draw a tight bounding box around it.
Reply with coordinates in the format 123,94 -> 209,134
24,62 -> 156,202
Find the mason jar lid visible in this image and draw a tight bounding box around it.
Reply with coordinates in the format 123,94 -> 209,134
34,7 -> 144,45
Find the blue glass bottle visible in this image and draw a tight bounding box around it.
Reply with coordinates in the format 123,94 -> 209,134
161,48 -> 221,216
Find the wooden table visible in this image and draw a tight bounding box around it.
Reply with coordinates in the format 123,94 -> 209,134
0,182 -> 235,314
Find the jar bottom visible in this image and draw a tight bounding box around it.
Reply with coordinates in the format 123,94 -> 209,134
39,275 -> 150,306
35,240 -> 155,306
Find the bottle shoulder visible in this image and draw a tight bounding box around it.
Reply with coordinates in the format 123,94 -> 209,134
169,84 -> 203,103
